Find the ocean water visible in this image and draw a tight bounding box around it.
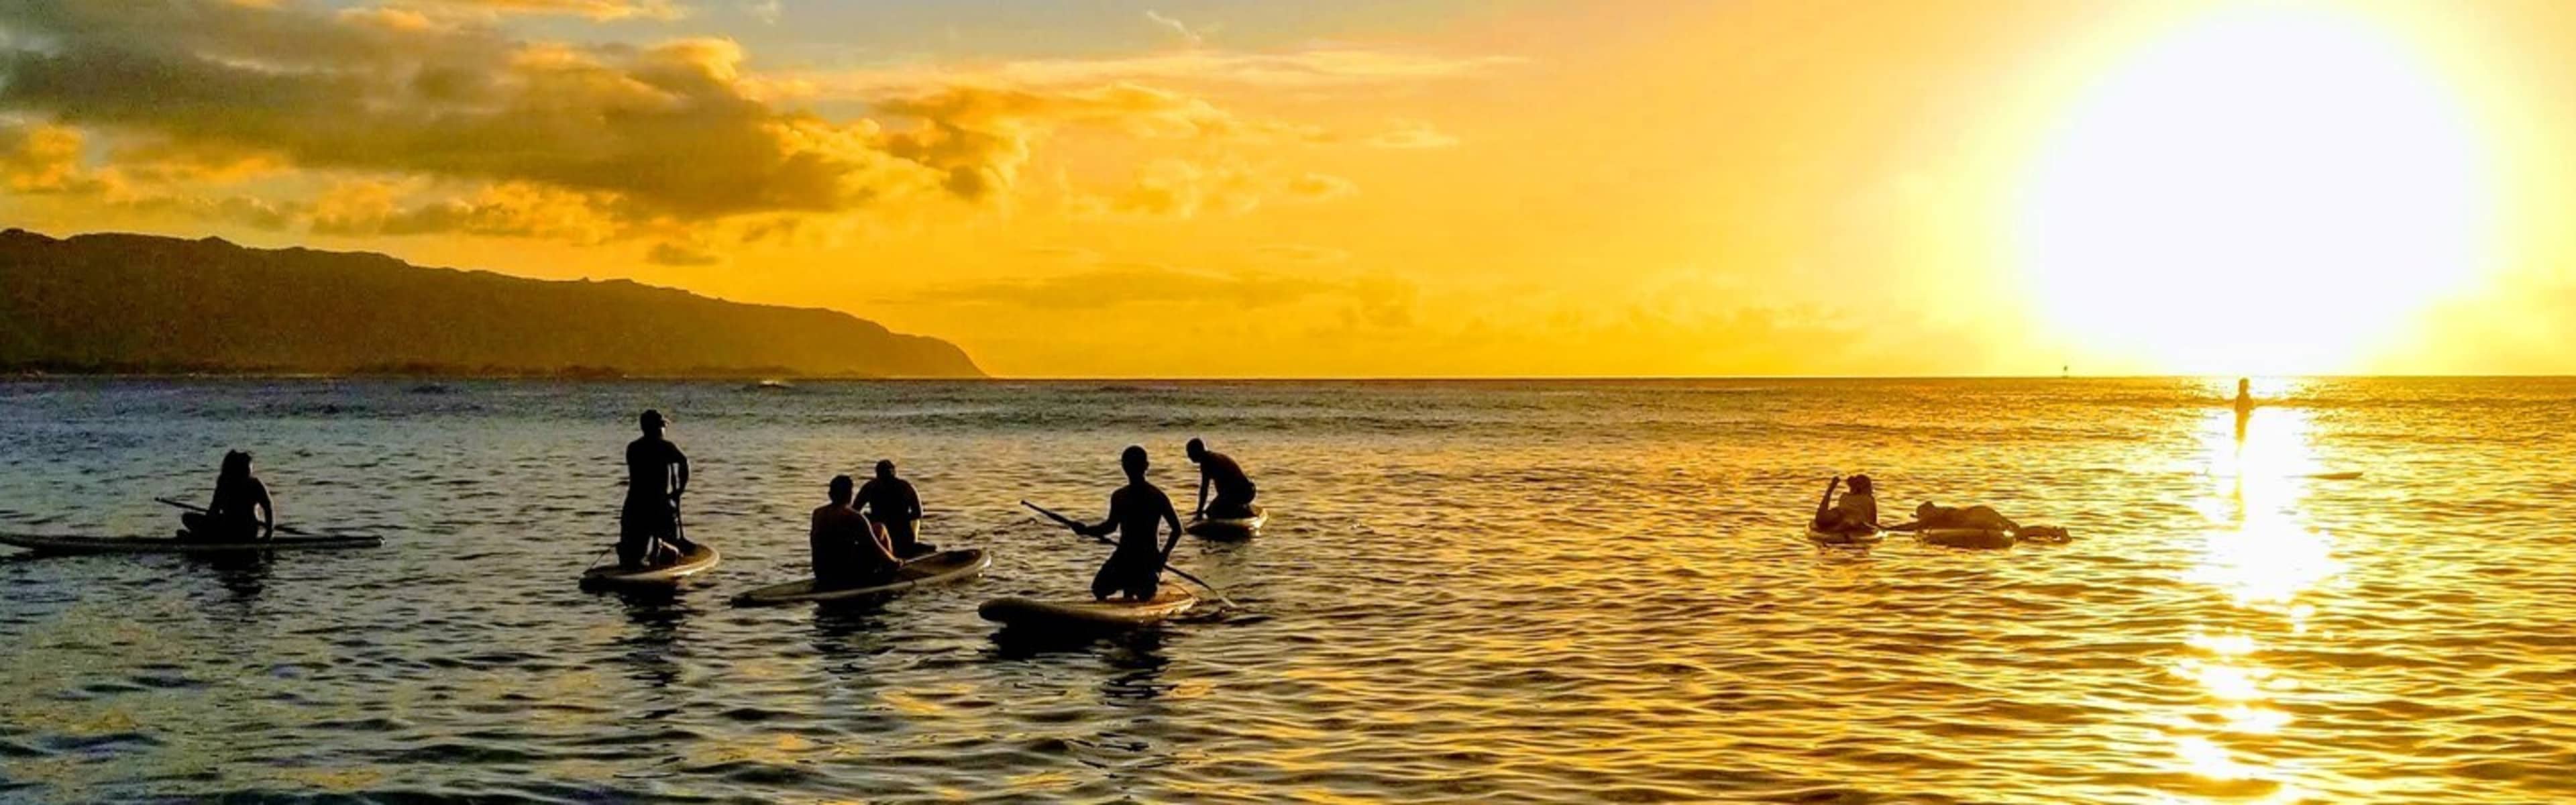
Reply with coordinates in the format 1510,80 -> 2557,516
0,378 -> 2571,803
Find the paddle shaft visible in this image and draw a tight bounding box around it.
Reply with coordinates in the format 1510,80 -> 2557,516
155,496 -> 307,537
1020,500 -> 1232,605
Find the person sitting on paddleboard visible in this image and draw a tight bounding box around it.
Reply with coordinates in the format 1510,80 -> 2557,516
1185,437 -> 1257,520
620,410 -> 695,569
1811,474 -> 1881,533
813,475 -> 898,587
858,460 -> 929,558
1072,445 -> 1185,602
180,450 -> 272,541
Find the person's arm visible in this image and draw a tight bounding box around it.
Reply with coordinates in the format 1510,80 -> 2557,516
1159,498 -> 1184,561
1079,498 -> 1120,537
256,484 -> 274,539
1193,472 -> 1211,519
904,484 -> 922,521
669,449 -> 690,502
1813,476 -> 1841,524
865,516 -> 898,564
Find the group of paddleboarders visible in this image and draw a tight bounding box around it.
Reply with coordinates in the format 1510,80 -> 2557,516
604,409 -> 1258,603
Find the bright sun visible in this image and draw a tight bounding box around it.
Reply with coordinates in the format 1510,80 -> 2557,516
2019,5 -> 2490,375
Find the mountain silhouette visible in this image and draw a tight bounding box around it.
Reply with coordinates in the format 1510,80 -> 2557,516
0,229 -> 981,378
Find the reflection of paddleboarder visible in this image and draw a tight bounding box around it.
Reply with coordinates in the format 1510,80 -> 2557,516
2233,378 -> 2255,441
619,410 -> 694,569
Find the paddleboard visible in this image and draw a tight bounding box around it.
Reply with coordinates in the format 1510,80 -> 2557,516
581,543 -> 720,587
1917,528 -> 2017,549
731,549 -> 990,606
0,532 -> 381,554
1805,528 -> 1885,547
979,582 -> 1199,631
1185,505 -> 1268,539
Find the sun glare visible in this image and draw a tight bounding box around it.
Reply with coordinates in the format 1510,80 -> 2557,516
2019,5 -> 2490,375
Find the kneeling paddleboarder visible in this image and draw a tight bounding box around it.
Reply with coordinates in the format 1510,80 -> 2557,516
1185,437 -> 1257,520
1068,445 -> 1184,602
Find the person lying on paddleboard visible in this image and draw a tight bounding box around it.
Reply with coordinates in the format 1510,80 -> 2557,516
813,475 -> 899,587
1811,474 -> 1881,533
180,449 -> 272,541
619,409 -> 695,569
1185,437 -> 1258,520
1883,501 -> 2073,541
1071,445 -> 1185,602
858,460 -> 930,558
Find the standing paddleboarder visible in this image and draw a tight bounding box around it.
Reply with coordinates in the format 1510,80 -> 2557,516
619,409 -> 695,569
1067,445 -> 1185,602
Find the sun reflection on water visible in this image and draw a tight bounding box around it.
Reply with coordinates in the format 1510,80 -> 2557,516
2161,386 -> 2347,799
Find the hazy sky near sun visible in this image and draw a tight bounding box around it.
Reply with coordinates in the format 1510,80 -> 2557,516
5,0 -> 2575,376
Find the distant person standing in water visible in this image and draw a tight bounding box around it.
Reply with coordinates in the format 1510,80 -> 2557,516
1185,438 -> 1258,519
1811,474 -> 1881,533
857,460 -> 929,558
1071,446 -> 1184,602
620,410 -> 694,569
2233,378 -> 2256,439
812,475 -> 897,586
180,450 -> 272,541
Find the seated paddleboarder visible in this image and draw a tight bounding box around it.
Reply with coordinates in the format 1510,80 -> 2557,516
1185,437 -> 1257,520
1071,445 -> 1185,602
1811,474 -> 1882,533
857,460 -> 930,558
812,475 -> 898,587
1884,501 -> 2073,541
620,410 -> 696,569
180,449 -> 272,541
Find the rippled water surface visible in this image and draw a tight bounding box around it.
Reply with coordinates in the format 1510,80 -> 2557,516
2,378 -> 2572,802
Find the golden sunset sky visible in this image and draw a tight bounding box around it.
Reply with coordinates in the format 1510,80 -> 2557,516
5,0 -> 2573,376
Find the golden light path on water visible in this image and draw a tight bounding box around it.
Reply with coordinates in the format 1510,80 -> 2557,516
2165,378 -> 2347,802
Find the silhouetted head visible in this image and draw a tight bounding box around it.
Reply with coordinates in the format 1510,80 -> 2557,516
1846,474 -> 1874,495
875,460 -> 896,480
828,474 -> 854,504
1918,501 -> 1939,520
219,450 -> 252,480
1121,445 -> 1149,479
2237,378 -> 2251,393
1185,438 -> 1207,461
639,409 -> 665,437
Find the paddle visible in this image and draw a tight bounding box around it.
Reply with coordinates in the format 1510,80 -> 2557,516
155,497 -> 313,537
1020,500 -> 1234,608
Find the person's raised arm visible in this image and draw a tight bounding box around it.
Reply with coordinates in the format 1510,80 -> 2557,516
1813,476 -> 1841,525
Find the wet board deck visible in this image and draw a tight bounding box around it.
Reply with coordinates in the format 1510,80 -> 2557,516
979,582 -> 1199,631
581,544 -> 720,587
1805,528 -> 1886,547
0,532 -> 382,554
732,549 -> 991,606
1185,506 -> 1268,539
